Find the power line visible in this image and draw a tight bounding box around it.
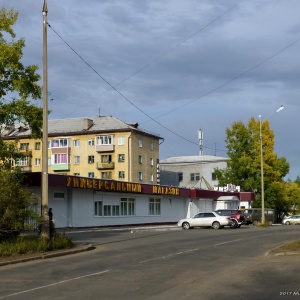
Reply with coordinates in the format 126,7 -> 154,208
47,23 -> 201,146
46,6 -> 300,153
46,4 -> 238,152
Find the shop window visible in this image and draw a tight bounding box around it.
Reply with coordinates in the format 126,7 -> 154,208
149,198 -> 161,215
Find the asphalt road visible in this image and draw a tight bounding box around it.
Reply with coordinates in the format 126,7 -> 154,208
0,225 -> 299,300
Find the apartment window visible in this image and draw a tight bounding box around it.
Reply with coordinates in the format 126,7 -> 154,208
88,155 -> 94,164
20,143 -> 29,151
88,172 -> 94,178
74,140 -> 80,147
150,158 -> 154,166
35,142 -> 41,150
150,142 -> 154,150
139,172 -> 143,181
73,173 -> 80,176
118,137 -> 125,145
149,198 -> 161,216
212,172 -> 217,181
118,154 -> 125,162
190,173 -> 200,181
138,155 -> 142,164
97,135 -> 113,145
88,139 -> 94,146
121,198 -> 135,216
51,138 -> 69,148
101,172 -> 111,179
74,156 -> 80,164
138,139 -> 142,148
94,201 -> 103,216
16,156 -> 29,166
118,171 -> 125,179
54,154 -> 68,164
178,172 -> 183,182
34,158 -> 41,166
150,174 -> 154,182
101,155 -> 112,163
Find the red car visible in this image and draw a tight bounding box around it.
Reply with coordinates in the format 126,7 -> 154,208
214,209 -> 246,228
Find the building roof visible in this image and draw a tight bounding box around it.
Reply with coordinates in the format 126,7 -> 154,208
159,155 -> 229,165
1,116 -> 162,139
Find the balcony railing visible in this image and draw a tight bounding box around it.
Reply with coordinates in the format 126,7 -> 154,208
97,162 -> 115,170
96,144 -> 114,152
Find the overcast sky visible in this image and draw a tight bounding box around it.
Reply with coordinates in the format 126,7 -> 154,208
2,0 -> 300,180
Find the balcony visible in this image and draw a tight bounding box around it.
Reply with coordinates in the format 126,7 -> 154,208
19,149 -> 32,156
97,162 -> 115,170
51,163 -> 70,171
96,144 -> 114,152
20,165 -> 32,172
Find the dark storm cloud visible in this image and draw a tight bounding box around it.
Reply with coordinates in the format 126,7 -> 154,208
1,0 -> 300,179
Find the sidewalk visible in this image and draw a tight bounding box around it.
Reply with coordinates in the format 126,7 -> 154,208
0,243 -> 95,267
56,224 -> 180,234
0,225 -> 180,267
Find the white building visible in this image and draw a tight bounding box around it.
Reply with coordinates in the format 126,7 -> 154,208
26,173 -> 254,228
159,155 -> 229,189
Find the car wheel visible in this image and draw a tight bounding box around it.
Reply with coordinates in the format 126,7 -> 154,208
182,222 -> 191,230
285,221 -> 291,225
212,221 -> 221,229
253,219 -> 259,226
230,219 -> 238,228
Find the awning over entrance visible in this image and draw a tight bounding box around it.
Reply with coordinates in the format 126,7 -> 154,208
217,196 -> 239,201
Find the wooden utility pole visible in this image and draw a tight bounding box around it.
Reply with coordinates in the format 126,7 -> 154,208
41,0 -> 50,239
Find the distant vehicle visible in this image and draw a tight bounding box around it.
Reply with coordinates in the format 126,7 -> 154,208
243,208 -> 275,225
177,212 -> 232,230
214,209 -> 246,228
282,215 -> 300,225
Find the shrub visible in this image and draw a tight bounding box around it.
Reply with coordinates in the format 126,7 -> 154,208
0,234 -> 73,257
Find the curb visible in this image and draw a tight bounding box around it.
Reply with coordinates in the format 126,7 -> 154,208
130,227 -> 181,233
0,244 -> 95,267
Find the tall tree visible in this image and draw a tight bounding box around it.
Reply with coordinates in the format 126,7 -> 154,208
215,117 -> 289,209
0,6 -> 42,137
285,181 -> 300,214
0,7 -> 43,239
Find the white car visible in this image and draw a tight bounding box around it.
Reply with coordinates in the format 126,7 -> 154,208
177,212 -> 232,230
282,215 -> 300,225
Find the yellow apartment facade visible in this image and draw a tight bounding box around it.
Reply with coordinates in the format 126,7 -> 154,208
2,116 -> 162,184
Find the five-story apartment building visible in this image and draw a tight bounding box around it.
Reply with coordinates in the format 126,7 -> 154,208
2,116 -> 162,184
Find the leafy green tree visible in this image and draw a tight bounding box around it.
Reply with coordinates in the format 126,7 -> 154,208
294,175 -> 300,187
215,117 -> 289,209
0,7 -> 43,240
0,168 -> 41,241
285,182 -> 300,214
0,6 -> 42,137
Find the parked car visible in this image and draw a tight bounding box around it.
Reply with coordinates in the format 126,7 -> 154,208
214,209 -> 246,228
243,208 -> 275,225
177,212 -> 232,230
282,215 -> 300,225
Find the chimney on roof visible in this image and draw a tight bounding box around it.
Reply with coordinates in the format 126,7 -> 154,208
84,118 -> 93,130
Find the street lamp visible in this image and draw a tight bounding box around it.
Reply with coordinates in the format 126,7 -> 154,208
259,105 -> 284,223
